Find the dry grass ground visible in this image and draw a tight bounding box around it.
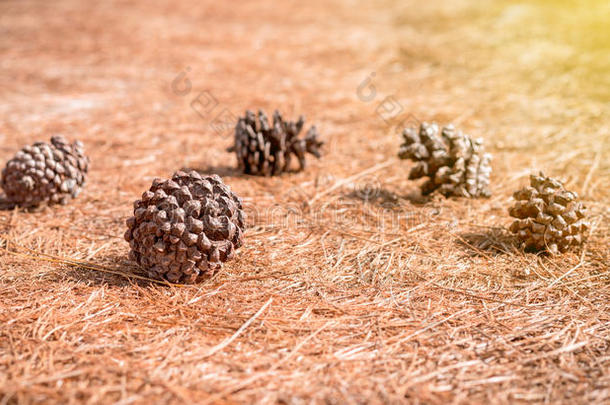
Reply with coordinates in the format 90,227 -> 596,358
0,0 -> 609,403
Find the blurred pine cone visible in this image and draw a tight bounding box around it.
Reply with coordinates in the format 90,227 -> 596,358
509,173 -> 589,254
124,171 -> 245,283
230,110 -> 323,176
1,136 -> 89,208
398,122 -> 492,198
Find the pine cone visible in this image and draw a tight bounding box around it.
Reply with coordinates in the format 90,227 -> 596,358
509,172 -> 589,254
230,110 -> 323,176
124,171 -> 245,283
1,136 -> 89,208
398,122 -> 492,198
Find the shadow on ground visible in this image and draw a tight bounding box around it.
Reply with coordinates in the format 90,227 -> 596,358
0,195 -> 16,211
182,165 -> 318,179
344,187 -> 433,207
456,228 -> 518,256
60,253 -> 164,288
181,165 -> 243,178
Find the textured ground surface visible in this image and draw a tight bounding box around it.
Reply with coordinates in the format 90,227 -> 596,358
0,0 -> 609,403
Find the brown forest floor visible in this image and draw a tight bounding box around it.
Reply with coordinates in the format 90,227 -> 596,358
1,0 -> 609,403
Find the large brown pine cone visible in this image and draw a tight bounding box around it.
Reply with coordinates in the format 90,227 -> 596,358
509,173 -> 589,254
1,136 -> 89,208
230,110 -> 323,176
124,171 -> 245,283
398,122 -> 492,198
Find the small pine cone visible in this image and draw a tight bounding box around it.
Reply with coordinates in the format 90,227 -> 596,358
1,136 -> 89,208
230,110 -> 323,176
509,172 -> 589,254
124,171 -> 245,283
398,122 -> 492,198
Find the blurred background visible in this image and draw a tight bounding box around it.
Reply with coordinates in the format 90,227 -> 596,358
0,0 -> 607,194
